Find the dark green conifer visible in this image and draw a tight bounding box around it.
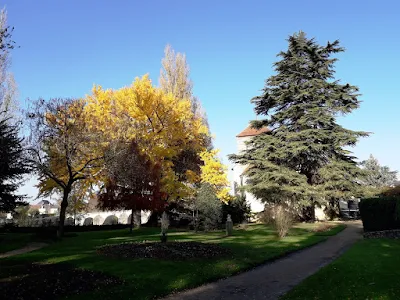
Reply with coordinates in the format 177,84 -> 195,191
230,32 -> 368,219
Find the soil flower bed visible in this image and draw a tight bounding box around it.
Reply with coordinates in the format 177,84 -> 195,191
364,229 -> 400,239
97,241 -> 233,260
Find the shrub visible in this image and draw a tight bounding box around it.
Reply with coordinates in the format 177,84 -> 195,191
381,186 -> 400,197
195,183 -> 222,231
273,204 -> 293,238
222,195 -> 251,224
259,207 -> 274,225
359,196 -> 400,232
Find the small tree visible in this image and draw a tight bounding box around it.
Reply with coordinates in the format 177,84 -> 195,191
0,7 -> 18,122
273,204 -> 294,238
97,141 -> 166,233
13,204 -> 30,226
194,183 -> 222,231
222,194 -> 251,224
27,98 -> 103,237
361,155 -> 398,188
66,184 -> 88,225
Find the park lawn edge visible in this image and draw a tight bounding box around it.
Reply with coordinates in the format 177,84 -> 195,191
1,223 -> 346,300
281,237 -> 400,300
163,224 -> 347,298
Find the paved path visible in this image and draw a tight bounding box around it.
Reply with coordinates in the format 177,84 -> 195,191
163,221 -> 363,300
0,242 -> 48,259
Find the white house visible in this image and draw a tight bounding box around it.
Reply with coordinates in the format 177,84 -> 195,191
232,124 -> 327,220
30,200 -> 59,215
232,125 -> 269,214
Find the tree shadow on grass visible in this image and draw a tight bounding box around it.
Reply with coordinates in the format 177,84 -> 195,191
0,224 -> 340,300
0,261 -> 124,300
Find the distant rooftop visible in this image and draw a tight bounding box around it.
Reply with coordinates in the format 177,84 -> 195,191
236,125 -> 270,137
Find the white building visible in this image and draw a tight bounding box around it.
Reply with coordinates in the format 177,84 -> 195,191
30,200 -> 59,215
232,124 -> 327,220
232,125 -> 269,214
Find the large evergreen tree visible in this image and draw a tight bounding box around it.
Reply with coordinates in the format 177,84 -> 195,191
0,12 -> 27,212
229,32 -> 368,219
0,116 -> 29,211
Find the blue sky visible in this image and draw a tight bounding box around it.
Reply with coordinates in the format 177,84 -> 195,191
5,0 -> 400,200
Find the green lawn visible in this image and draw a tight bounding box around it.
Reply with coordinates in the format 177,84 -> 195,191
1,223 -> 345,300
0,233 -> 35,253
282,238 -> 400,300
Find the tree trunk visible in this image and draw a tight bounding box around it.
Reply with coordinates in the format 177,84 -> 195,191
130,208 -> 134,233
57,188 -> 70,238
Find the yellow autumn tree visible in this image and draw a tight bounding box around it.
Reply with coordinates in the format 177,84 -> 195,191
200,149 -> 231,202
85,75 -> 209,200
28,98 -> 104,237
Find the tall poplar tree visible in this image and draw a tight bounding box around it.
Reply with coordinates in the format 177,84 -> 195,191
230,32 -> 368,219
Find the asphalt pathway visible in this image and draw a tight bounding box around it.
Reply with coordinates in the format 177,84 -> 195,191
0,242 -> 48,259
162,221 -> 363,300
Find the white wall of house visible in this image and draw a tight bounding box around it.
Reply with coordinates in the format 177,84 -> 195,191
232,135 -> 265,213
232,130 -> 329,220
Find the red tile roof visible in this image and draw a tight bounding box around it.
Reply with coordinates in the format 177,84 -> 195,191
236,125 -> 270,137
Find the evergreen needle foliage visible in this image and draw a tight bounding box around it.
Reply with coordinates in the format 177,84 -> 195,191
0,116 -> 29,211
229,32 -> 368,219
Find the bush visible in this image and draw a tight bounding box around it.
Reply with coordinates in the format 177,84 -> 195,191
359,197 -> 400,232
273,205 -> 293,238
381,186 -> 400,197
195,183 -> 222,231
222,195 -> 251,224
259,208 -> 274,225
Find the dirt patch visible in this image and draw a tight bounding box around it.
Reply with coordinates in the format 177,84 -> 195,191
309,223 -> 334,233
0,262 -> 123,300
97,241 -> 232,260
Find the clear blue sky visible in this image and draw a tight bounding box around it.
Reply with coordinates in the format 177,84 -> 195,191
5,0 -> 400,199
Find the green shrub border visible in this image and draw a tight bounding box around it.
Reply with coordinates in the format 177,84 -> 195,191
359,196 -> 400,232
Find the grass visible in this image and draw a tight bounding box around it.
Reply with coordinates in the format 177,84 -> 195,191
282,238 -> 400,300
0,233 -> 36,253
1,223 -> 345,300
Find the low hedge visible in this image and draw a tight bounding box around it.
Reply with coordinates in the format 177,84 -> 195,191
359,196 -> 400,232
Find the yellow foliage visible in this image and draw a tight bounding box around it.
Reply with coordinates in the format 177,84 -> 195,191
37,99 -> 103,197
200,149 -> 231,202
84,75 -> 209,199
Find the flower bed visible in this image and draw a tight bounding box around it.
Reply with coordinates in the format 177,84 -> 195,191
0,262 -> 123,299
97,241 -> 232,260
364,229 -> 400,239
